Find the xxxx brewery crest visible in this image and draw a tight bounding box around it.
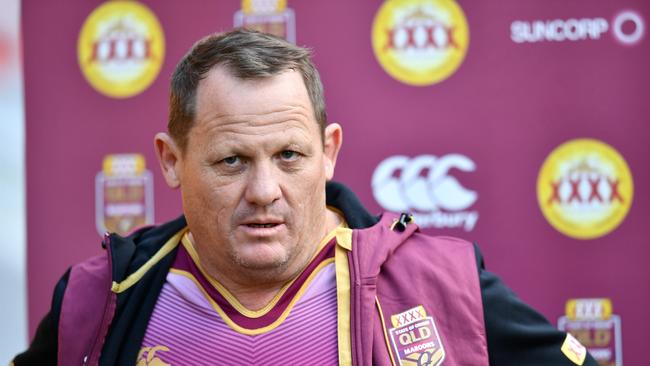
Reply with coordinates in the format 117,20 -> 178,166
96,154 -> 154,236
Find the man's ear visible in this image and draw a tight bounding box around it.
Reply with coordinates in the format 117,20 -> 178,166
154,133 -> 182,188
323,123 -> 343,180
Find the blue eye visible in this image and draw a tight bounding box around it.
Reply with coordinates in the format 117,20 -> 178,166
222,156 -> 239,165
280,150 -> 299,161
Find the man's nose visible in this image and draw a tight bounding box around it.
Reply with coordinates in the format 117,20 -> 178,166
244,163 -> 282,207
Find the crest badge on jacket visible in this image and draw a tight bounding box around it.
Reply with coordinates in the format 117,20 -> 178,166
389,305 -> 445,366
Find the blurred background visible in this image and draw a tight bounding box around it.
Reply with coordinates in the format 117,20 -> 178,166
2,0 -> 648,364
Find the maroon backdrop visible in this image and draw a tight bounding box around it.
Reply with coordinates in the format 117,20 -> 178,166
23,1 -> 648,364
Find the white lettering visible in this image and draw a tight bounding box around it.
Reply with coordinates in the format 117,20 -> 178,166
511,18 -> 608,43
413,211 -> 479,231
404,342 -> 435,355
588,348 -> 612,359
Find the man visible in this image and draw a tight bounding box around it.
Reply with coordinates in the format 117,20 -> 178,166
14,29 -> 597,365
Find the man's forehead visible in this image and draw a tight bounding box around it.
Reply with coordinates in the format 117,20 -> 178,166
196,66 -> 312,116
190,65 -> 320,143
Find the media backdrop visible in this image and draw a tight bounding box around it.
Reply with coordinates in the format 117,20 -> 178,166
22,1 -> 648,364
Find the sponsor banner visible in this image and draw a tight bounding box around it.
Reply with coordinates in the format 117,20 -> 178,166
537,139 -> 633,240
372,154 -> 478,231
78,0 -> 165,98
96,154 -> 154,236
389,306 -> 445,366
372,0 -> 469,86
234,0 -> 296,43
559,299 -> 623,366
511,9 -> 645,46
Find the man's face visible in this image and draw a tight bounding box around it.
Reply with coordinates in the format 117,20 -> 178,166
157,65 -> 341,284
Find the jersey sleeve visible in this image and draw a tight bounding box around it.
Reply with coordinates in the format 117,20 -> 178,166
474,244 -> 599,366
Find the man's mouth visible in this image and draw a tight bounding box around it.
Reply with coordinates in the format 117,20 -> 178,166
246,223 -> 279,228
239,217 -> 285,234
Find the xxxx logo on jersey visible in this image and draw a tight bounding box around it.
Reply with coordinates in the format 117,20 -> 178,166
372,0 -> 469,86
537,139 -> 633,240
78,1 -> 165,98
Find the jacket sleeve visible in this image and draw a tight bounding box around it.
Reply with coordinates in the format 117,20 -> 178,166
474,244 -> 599,366
12,268 -> 70,366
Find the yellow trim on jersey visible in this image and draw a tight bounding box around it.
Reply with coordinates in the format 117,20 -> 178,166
170,257 -> 334,335
181,219 -> 345,318
376,296 -> 397,366
335,226 -> 353,366
111,228 -> 187,293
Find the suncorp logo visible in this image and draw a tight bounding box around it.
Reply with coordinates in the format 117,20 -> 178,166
372,154 -> 478,231
511,10 -> 645,46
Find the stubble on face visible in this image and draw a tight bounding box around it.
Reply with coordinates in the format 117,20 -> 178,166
179,66 -> 332,291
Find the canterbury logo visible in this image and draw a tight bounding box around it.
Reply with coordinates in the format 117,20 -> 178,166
372,154 -> 479,231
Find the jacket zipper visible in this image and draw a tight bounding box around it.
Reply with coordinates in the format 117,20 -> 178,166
83,234 -> 116,365
349,233 -> 363,366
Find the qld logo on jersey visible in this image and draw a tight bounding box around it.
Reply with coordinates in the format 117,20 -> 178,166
537,139 -> 633,240
372,0 -> 469,86
389,306 -> 445,366
96,154 -> 154,236
234,0 -> 296,43
558,298 -> 622,366
78,1 -> 165,98
372,154 -> 478,231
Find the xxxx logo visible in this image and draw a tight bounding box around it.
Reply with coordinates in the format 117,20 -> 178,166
78,1 -> 165,98
537,139 -> 633,239
392,306 -> 426,327
372,0 -> 469,86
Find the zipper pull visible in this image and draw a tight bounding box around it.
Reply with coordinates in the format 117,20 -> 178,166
101,232 -> 111,250
390,213 -> 413,232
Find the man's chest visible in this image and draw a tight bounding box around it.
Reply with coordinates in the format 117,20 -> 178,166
139,238 -> 341,365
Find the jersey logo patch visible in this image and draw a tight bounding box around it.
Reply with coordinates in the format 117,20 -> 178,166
561,333 -> 587,365
137,345 -> 171,366
389,305 -> 445,366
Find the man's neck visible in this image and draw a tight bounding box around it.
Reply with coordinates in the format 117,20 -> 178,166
194,209 -> 342,311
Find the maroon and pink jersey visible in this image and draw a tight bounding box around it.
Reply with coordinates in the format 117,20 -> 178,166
140,231 -> 341,365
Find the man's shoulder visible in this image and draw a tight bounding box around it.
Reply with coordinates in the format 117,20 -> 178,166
105,215 -> 186,282
123,215 -> 187,247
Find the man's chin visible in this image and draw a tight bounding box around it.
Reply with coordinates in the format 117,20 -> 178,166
231,249 -> 290,273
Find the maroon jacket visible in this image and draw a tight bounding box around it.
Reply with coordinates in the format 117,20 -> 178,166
14,182 -> 596,365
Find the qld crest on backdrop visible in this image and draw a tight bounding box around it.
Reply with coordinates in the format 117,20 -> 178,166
96,154 -> 154,236
558,298 -> 623,366
234,0 -> 295,43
